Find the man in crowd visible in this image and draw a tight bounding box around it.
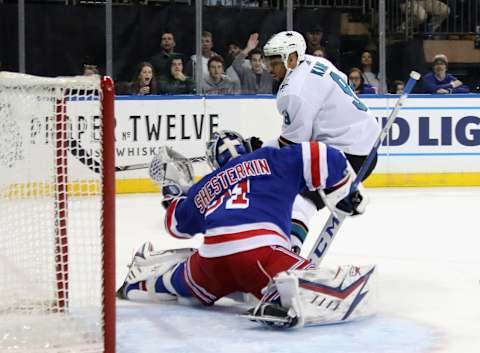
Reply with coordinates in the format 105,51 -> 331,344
201,55 -> 240,94
232,33 -> 273,94
305,25 -> 326,55
150,32 -> 184,78
187,31 -> 220,80
158,55 -> 195,94
421,54 -> 469,94
224,40 -> 245,89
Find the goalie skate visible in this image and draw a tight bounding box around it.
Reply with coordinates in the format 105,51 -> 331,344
242,303 -> 299,328
117,242 -> 194,299
244,264 -> 376,328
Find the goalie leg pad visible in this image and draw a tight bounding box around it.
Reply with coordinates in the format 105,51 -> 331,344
244,265 -> 377,328
117,242 -> 195,301
293,264 -> 377,326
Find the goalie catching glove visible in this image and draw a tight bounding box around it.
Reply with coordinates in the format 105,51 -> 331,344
149,146 -> 195,208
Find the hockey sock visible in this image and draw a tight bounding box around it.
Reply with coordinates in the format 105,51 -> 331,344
155,261 -> 193,298
291,219 -> 308,253
122,280 -> 148,300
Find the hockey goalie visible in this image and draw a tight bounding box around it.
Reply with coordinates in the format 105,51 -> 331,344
117,130 -> 376,328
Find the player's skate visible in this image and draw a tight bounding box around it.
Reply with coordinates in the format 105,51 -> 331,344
244,264 -> 377,328
117,241 -> 194,301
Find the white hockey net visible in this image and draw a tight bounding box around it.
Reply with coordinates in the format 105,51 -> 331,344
0,72 -> 115,353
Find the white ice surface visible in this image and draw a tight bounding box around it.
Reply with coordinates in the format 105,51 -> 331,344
115,187 -> 480,353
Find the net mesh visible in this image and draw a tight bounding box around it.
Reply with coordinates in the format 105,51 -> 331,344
0,72 -> 106,353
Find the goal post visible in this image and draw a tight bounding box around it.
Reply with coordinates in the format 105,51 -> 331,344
0,72 -> 116,353
102,76 -> 116,353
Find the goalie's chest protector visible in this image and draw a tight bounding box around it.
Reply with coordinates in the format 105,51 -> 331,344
173,143 -> 340,258
189,147 -> 306,256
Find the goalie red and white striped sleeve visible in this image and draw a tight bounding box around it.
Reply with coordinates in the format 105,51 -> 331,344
164,197 -> 194,239
301,141 -> 329,191
301,141 -> 349,191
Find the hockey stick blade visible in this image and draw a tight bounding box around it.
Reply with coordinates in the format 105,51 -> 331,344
114,155 -> 207,172
306,71 -> 421,265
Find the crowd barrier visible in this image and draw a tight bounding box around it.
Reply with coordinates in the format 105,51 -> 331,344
32,94 -> 479,193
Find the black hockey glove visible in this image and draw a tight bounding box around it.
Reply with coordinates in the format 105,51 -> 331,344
335,190 -> 367,216
246,136 -> 264,151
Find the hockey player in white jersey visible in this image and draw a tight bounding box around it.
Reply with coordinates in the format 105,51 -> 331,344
262,31 -> 381,251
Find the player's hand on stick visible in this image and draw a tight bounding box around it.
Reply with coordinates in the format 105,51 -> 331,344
335,189 -> 368,217
321,171 -> 368,217
246,136 -> 263,151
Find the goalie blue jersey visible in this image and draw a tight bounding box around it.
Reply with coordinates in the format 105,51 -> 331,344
165,142 -> 347,257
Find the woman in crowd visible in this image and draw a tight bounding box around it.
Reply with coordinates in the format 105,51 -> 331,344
348,67 -> 376,94
125,62 -> 157,95
359,51 -> 380,90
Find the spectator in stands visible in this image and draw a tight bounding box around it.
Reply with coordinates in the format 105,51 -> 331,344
305,25 -> 327,55
201,56 -> 240,95
188,31 -> 220,79
400,0 -> 450,33
421,54 -> 469,94
158,56 -> 195,95
225,40 -> 243,90
121,62 -> 157,96
311,46 -> 326,58
348,68 -> 376,94
359,51 -> 380,90
150,32 -> 183,78
83,64 -> 98,76
391,80 -> 405,94
232,33 -> 273,94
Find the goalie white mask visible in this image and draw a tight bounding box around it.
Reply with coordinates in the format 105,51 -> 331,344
205,130 -> 252,170
263,31 -> 306,70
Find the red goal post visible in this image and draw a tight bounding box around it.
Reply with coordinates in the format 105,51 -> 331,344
0,72 -> 115,353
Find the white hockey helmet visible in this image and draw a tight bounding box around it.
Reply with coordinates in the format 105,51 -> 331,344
263,31 -> 306,69
205,130 -> 252,169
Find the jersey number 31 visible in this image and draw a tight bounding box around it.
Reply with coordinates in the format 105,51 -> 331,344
226,180 -> 250,209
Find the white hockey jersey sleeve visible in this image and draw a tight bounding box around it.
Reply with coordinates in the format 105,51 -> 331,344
277,93 -> 317,145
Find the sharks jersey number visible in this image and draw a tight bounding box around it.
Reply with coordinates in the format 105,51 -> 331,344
329,71 -> 368,112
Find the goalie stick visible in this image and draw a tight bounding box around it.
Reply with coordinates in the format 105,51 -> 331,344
114,156 -> 207,172
68,137 -> 206,174
306,71 -> 421,266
